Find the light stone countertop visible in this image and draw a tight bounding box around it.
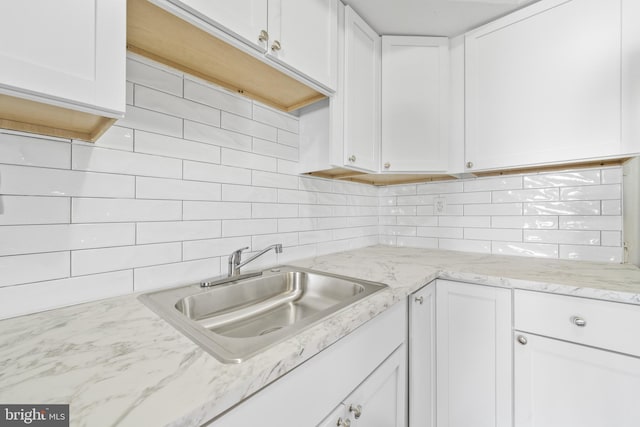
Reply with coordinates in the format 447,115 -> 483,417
1,246 -> 640,427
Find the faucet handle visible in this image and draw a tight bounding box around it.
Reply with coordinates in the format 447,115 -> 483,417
230,246 -> 249,261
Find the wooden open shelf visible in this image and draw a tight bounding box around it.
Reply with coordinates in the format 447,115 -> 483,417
127,0 -> 326,112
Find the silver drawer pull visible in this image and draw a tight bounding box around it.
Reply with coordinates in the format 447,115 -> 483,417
572,316 -> 587,327
517,335 -> 528,345
415,296 -> 424,304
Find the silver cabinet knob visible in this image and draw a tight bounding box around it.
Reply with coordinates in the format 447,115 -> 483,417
348,155 -> 356,163
415,296 -> 424,304
337,418 -> 351,427
517,335 -> 528,345
271,40 -> 281,51
466,161 -> 474,169
258,29 -> 269,43
572,316 -> 587,327
349,404 -> 362,419
384,162 -> 391,169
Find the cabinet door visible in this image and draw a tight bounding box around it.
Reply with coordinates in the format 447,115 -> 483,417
409,284 -> 436,427
0,0 -> 125,115
170,0 -> 268,50
381,36 -> 449,173
514,332 -> 640,427
465,0 -> 621,171
268,0 -> 337,91
347,345 -> 406,427
436,280 -> 512,427
343,6 -> 380,173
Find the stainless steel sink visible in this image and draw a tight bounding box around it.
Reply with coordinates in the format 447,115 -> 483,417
138,266 -> 387,363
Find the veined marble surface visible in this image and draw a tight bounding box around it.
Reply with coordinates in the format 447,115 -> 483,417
1,246 -> 639,427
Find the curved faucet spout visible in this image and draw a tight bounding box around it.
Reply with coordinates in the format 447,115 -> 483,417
231,244 -> 283,276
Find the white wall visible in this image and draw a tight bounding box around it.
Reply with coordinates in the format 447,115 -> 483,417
0,55 -> 628,320
379,167 -> 624,263
0,55 -> 378,320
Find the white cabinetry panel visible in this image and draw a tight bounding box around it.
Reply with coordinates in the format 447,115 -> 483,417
381,36 -> 449,172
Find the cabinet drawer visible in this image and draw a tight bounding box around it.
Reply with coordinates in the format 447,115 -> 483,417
514,289 -> 640,357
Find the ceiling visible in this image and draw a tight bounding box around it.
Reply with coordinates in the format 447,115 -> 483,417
341,0 -> 540,37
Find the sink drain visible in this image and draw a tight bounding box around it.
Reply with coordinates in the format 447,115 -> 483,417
259,326 -> 283,336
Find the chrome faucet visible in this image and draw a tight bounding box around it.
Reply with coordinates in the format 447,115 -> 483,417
228,244 -> 283,277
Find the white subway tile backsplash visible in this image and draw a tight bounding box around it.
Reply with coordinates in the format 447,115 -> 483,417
439,239 -> 491,254
492,188 -> 559,203
184,120 -> 252,151
0,270 -> 132,320
136,177 -> 222,201
417,181 -> 463,195
135,85 -> 221,126
127,82 -> 134,104
93,126 -> 134,151
299,176 -> 332,193
183,161 -> 251,185
524,170 -> 600,188
222,184 -> 277,203
183,201 -> 251,220
397,195 -> 435,206
317,193 -> 347,205
439,216 -> 491,228
127,57 -> 183,96
279,189 -> 317,204
396,236 -> 438,249
116,105 -> 182,138
222,219 -> 277,237
277,159 -> 299,175
559,216 -> 622,231
0,252 -> 70,287
0,223 -> 135,256
397,216 -> 438,227
379,206 -> 417,216
492,242 -> 559,258
0,164 -> 135,198
418,226 -> 463,239
183,236 -> 251,261
379,185 -> 417,197
277,129 -> 299,148
252,104 -> 299,133
184,79 -> 252,118
464,203 -> 523,216
560,184 -> 621,201
253,138 -> 299,161
602,231 -> 622,247
601,168 -> 622,184
299,230 -> 334,245
73,145 -> 182,179
252,203 -> 298,218
491,216 -> 558,229
298,204 -> 332,217
559,245 -> 623,263
137,220 -> 221,244
0,196 -> 70,225
0,132 -> 70,168
279,217 -> 317,232
71,243 -> 182,276
443,192 -> 491,205
134,258 -> 220,292
222,112 -> 277,141
463,176 -> 522,192
134,131 -> 221,164
465,228 -> 522,242
254,171 -> 299,190
523,201 -> 600,216
72,198 -> 182,223
252,232 -> 299,249
222,148 -> 277,172
602,200 -> 622,215
524,230 -> 600,245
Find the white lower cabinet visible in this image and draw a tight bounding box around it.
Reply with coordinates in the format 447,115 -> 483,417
435,280 -> 512,427
210,301 -> 406,426
514,289 -> 640,427
408,283 -> 436,427
320,346 -> 406,427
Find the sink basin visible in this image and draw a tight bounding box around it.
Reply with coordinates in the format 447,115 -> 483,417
138,266 -> 387,363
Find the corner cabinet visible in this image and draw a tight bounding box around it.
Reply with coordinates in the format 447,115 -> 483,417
464,0 -> 640,172
381,36 -> 449,173
342,6 -> 381,173
436,280 -> 512,427
514,290 -> 640,427
0,0 -> 126,141
210,301 -> 406,427
160,0 -> 338,91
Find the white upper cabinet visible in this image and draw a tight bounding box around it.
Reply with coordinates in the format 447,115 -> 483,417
170,0 -> 268,51
464,0 -> 634,172
166,0 -> 337,91
0,0 -> 126,140
381,36 -> 449,173
343,6 -> 381,172
268,0 -> 338,90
